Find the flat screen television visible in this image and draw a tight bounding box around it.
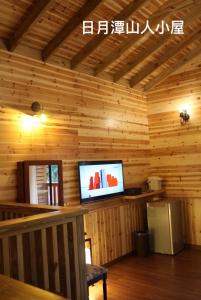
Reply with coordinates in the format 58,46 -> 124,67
78,160 -> 125,203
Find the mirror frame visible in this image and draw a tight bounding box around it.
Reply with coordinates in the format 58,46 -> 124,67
17,160 -> 64,206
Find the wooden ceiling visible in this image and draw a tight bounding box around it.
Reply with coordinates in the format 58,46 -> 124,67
0,0 -> 201,91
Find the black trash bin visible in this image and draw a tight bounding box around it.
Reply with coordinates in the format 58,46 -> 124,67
134,231 -> 150,257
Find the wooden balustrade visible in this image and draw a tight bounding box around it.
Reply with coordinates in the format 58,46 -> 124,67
0,203 -> 88,300
0,203 -> 55,220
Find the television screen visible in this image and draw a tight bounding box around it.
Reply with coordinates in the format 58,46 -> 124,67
78,160 -> 125,203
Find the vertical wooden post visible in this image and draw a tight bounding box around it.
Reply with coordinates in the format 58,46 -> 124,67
2,237 -> 10,276
63,223 -> 71,299
41,228 -> 49,290
75,215 -> 88,300
52,226 -> 60,293
29,231 -> 37,285
17,234 -> 24,281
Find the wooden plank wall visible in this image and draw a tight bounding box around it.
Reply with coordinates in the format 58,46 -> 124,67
84,200 -> 148,265
0,48 -> 151,264
147,67 -> 201,246
0,48 -> 150,205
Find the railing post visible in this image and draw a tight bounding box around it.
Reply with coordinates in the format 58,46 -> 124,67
75,215 -> 88,300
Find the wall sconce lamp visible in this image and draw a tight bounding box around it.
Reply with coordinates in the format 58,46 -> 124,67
31,101 -> 42,113
180,109 -> 190,125
31,101 -> 47,122
20,101 -> 47,132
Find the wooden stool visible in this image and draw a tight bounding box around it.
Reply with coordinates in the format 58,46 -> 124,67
86,264 -> 107,300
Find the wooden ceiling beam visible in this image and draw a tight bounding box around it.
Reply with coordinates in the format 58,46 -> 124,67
130,28 -> 201,88
70,0 -> 147,69
114,35 -> 169,82
6,0 -> 53,52
143,42 -> 201,91
114,5 -> 201,82
42,0 -> 102,61
94,0 -> 201,76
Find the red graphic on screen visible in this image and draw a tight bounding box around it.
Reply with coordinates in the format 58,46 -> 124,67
107,174 -> 118,187
89,169 -> 118,190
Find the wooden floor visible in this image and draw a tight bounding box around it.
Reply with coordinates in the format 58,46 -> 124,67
89,249 -> 201,300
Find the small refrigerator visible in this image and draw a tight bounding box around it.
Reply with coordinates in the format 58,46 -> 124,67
147,200 -> 184,255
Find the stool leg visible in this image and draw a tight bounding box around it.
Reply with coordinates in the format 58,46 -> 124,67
103,274 -> 107,300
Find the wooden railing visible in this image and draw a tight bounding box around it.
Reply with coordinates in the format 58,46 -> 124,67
0,203 -> 54,220
0,203 -> 88,300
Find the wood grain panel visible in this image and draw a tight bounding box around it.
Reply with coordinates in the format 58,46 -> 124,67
84,199 -> 148,265
147,67 -> 201,246
0,48 -> 150,205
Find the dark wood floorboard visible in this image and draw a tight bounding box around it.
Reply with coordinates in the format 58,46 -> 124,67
89,249 -> 201,300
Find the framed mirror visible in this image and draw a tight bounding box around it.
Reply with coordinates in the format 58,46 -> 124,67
17,160 -> 64,206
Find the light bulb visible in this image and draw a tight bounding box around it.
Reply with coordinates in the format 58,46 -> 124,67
39,113 -> 47,122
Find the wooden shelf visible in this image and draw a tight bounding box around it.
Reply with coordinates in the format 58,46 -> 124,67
123,189 -> 165,201
80,189 -> 165,212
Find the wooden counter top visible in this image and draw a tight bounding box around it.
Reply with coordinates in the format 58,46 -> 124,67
123,189 -> 165,200
0,274 -> 67,300
79,189 -> 165,211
